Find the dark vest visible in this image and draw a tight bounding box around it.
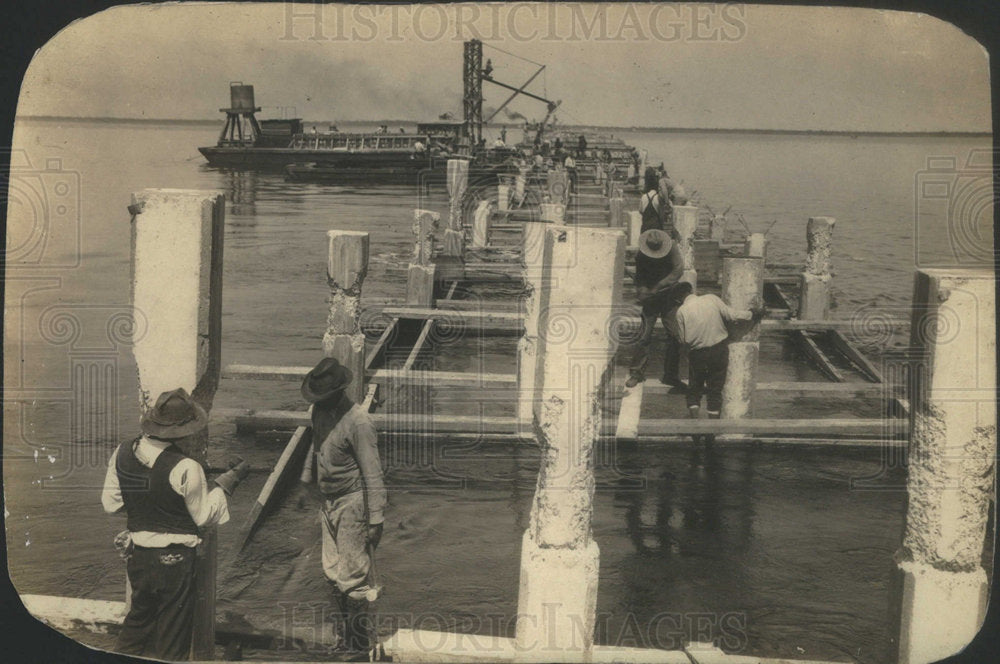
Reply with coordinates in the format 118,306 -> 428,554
116,438 -> 199,536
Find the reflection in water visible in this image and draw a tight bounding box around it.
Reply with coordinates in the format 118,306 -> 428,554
223,169 -> 258,217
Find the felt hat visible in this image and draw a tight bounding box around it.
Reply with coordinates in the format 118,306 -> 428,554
638,229 -> 673,259
301,357 -> 354,404
140,388 -> 208,439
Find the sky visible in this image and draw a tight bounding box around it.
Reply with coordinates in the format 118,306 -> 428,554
15,2 -> 992,132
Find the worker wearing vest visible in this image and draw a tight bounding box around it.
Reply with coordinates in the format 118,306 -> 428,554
102,388 -> 248,660
300,357 -> 387,658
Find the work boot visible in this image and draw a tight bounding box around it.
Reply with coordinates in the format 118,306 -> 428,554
342,596 -> 373,660
687,404 -> 701,444
625,373 -> 644,389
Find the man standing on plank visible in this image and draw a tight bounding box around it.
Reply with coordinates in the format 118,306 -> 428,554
626,229 -> 687,391
102,388 -> 248,660
671,282 -> 766,442
300,357 -> 387,659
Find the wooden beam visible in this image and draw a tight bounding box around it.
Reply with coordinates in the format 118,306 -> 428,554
366,318 -> 399,371
765,281 -> 794,310
220,408 -> 518,434
19,594 -> 309,651
225,364 -> 517,388
379,306 -> 524,330
231,424 -> 311,553
636,417 -> 906,436
643,380 -> 888,396
615,383 -> 644,440
792,330 -> 845,382
825,329 -> 884,383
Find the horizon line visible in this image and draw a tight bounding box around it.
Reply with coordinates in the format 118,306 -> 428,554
16,114 -> 993,138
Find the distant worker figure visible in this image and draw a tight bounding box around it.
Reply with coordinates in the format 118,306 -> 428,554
671,282 -> 766,442
639,167 -> 671,233
399,127 -> 405,133
412,140 -> 426,158
102,388 -> 248,661
494,136 -> 506,148
564,152 -> 577,192
577,133 -> 587,157
500,128 -> 507,143
554,136 -> 563,152
300,357 -> 387,657
626,229 -> 686,391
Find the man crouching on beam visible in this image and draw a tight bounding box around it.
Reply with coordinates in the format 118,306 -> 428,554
299,357 -> 387,659
670,282 -> 766,443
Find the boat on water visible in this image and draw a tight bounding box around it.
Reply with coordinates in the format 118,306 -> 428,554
199,41 -> 643,185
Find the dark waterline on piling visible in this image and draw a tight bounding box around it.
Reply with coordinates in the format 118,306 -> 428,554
5,119 -> 991,662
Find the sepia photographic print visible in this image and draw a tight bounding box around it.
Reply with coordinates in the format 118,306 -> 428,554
2,2 -> 997,663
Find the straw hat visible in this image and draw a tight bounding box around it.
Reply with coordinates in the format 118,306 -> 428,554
638,229 -> 673,259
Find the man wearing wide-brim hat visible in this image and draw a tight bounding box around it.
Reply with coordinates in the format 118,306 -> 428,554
626,228 -> 688,390
102,388 -> 248,660
298,356 -> 386,658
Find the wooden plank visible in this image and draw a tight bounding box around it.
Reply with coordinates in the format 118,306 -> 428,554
404,319 -> 435,370
366,317 -> 399,370
643,380 -> 887,396
636,417 -> 906,436
615,383 -> 644,440
221,408 -> 518,434
371,369 -> 516,388
233,424 -> 311,551
20,594 -> 308,650
765,281 -> 794,310
792,330 -> 845,382
826,329 -> 884,383
379,306 -> 524,329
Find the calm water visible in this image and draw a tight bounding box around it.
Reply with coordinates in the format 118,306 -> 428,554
4,119 -> 992,662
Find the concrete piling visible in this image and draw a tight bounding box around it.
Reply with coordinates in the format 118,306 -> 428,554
892,269 -> 996,664
540,202 -> 566,225
672,204 -> 699,288
608,193 -> 624,228
516,226 -> 624,659
497,182 -> 511,212
407,210 -> 439,307
323,230 -> 369,404
129,188 -> 225,659
471,199 -> 492,249
546,168 -> 570,206
517,221 -> 547,435
798,217 -> 834,319
627,210 -> 642,249
745,232 -> 767,259
710,213 -> 727,242
444,159 -> 468,257
720,257 -> 765,424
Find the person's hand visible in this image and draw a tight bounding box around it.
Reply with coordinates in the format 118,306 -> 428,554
292,481 -> 320,510
751,306 -> 768,322
367,522 -> 383,549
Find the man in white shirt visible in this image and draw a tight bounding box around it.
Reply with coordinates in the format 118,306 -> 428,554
102,388 -> 247,660
671,282 -> 765,441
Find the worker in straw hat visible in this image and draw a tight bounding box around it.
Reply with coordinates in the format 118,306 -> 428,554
298,357 -> 386,659
102,388 -> 249,660
626,228 -> 688,391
